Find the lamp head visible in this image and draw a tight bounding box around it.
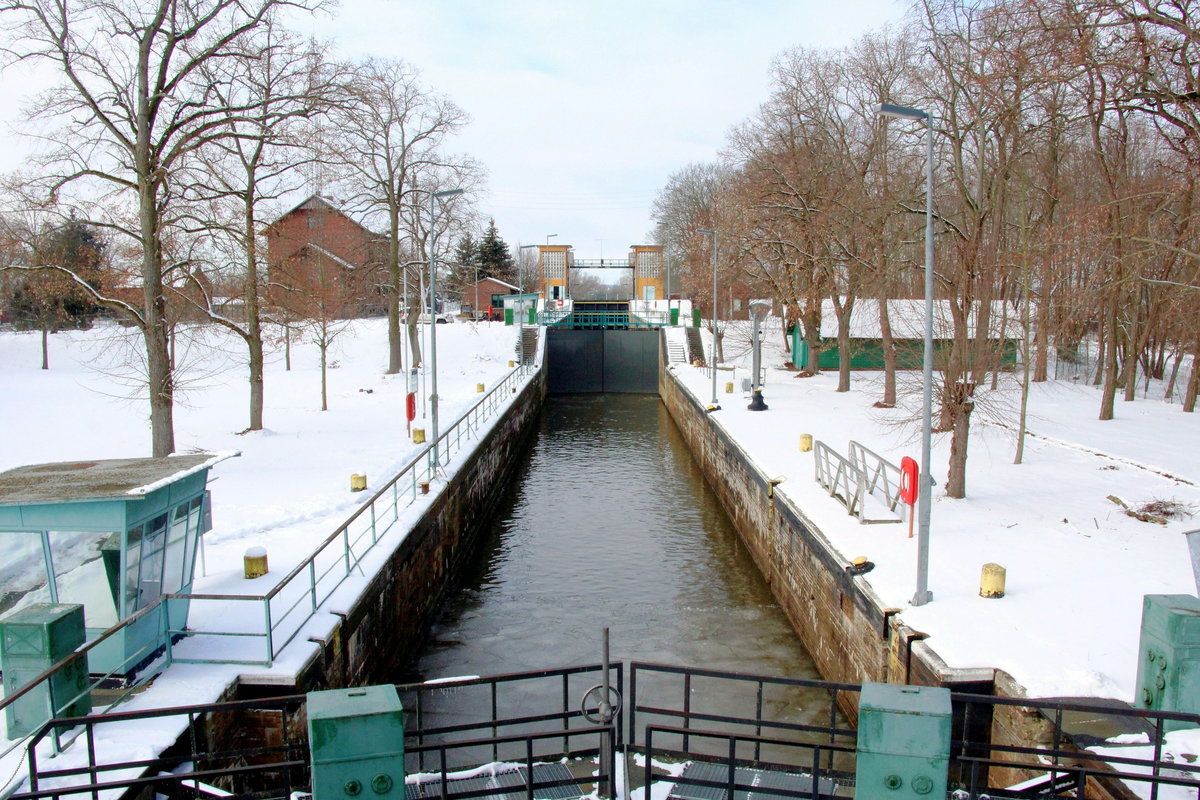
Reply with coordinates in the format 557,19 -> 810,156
879,102 -> 929,121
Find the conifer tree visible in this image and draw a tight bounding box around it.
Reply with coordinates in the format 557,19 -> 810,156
477,219 -> 514,283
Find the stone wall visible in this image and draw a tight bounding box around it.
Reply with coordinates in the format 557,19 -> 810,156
656,364 -> 993,714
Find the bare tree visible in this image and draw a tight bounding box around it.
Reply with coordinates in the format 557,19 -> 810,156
2,0 -> 323,456
179,28 -> 337,431
326,57 -> 476,374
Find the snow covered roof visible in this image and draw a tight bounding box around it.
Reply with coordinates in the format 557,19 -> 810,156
476,277 -> 521,292
814,299 -> 1024,339
308,243 -> 359,271
0,452 -> 238,506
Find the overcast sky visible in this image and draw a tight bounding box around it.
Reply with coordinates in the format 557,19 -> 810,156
1,0 -> 909,258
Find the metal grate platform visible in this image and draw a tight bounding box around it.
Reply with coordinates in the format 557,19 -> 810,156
405,763 -> 582,800
666,761 -> 841,800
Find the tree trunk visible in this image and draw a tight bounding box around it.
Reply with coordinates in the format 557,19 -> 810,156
319,335 -> 328,411
406,284 -> 423,368
40,326 -> 49,370
880,300 -> 896,406
1099,305 -> 1118,420
1033,266 -> 1049,382
1183,339 -> 1199,413
386,211 -> 403,374
245,199 -> 265,431
946,382 -> 974,498
139,178 -> 175,457
835,298 -> 853,393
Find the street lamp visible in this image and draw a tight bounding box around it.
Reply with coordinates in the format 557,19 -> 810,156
748,300 -> 771,411
429,187 -> 464,471
546,233 -> 558,245
879,101 -> 935,607
657,222 -> 672,310
698,228 -> 720,408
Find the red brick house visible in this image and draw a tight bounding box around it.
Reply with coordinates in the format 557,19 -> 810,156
463,276 -> 521,319
263,195 -> 387,319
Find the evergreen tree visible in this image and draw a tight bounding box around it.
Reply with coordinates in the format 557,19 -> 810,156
477,219 -> 514,283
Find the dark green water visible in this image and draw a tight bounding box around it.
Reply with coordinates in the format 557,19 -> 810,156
410,394 -> 822,682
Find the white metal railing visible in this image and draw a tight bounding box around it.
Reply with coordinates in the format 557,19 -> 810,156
813,440 -> 903,525
166,332 -> 545,668
848,441 -> 905,518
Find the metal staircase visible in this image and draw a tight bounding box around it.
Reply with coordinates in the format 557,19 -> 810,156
684,327 -> 705,365
664,327 -> 688,364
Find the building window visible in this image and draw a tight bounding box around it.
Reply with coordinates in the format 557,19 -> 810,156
636,251 -> 661,278
543,251 -> 566,280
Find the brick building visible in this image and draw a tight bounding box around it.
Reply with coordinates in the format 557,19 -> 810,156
463,276 -> 521,320
263,195 -> 387,318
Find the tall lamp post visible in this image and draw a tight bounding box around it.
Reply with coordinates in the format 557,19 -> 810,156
748,300 -> 771,411
698,228 -> 719,408
429,187 -> 464,471
879,101 -> 935,606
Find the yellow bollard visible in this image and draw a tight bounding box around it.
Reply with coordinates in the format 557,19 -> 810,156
508,360 -> 516,368
980,563 -> 1007,598
350,473 -> 367,492
798,434 -> 813,452
244,546 -> 268,579
476,383 -> 485,393
725,381 -> 734,394
412,428 -> 426,444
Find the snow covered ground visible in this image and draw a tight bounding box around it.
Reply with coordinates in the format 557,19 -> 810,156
1,315 -> 1198,796
680,320 -> 1199,701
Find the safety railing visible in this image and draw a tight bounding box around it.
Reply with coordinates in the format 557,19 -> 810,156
0,598 -> 176,765
12,660 -> 1200,800
628,662 -> 856,769
847,441 -> 905,518
398,662 -> 622,773
812,440 -> 902,524
165,345 -> 543,668
539,310 -> 670,329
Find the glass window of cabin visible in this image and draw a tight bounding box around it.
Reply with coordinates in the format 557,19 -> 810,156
136,513 -> 169,609
0,532 -> 52,616
161,502 -> 191,595
181,495 -> 203,588
123,524 -> 143,616
46,530 -> 120,629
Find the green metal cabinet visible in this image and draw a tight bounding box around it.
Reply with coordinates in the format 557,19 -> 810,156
856,683 -> 951,799
1135,594 -> 1200,731
1,603 -> 91,738
308,685 -> 405,800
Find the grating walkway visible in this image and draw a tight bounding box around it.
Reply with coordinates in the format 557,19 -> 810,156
406,763 -> 582,800
666,762 -> 842,800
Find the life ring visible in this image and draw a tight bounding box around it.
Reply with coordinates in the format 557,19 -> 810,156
900,456 -> 919,505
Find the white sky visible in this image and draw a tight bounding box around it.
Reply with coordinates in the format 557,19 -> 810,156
0,0 -> 909,257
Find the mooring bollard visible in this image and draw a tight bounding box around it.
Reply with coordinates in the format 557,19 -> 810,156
350,473 -> 367,492
799,434 -> 813,452
244,546 -> 268,579
412,428 -> 425,444
980,563 -> 1006,598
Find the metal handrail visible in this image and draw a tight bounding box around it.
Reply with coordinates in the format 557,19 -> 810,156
539,310 -> 669,329
847,441 -> 905,519
166,340 -> 544,667
812,440 -> 868,522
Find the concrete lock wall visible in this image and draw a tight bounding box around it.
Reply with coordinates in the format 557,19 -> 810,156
656,364 -> 997,710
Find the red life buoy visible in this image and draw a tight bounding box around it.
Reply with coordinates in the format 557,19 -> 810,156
406,392 -> 417,422
900,457 -> 919,505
